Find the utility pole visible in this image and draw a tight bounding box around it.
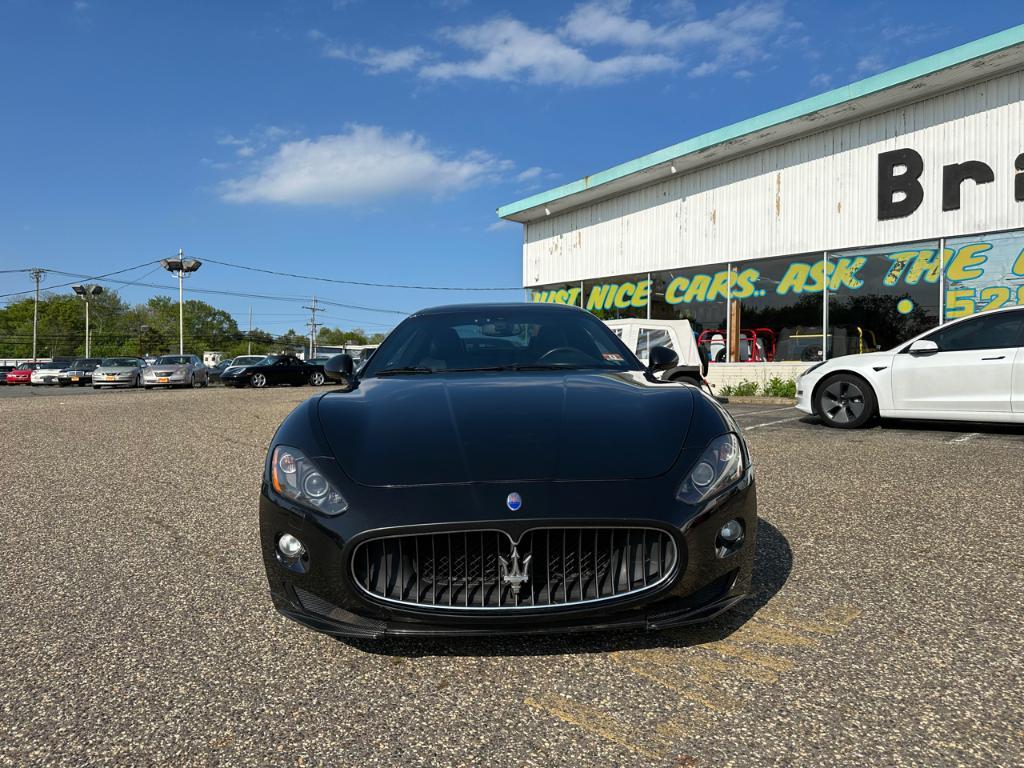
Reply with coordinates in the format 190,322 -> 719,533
303,295 -> 321,359
30,268 -> 44,360
247,306 -> 253,355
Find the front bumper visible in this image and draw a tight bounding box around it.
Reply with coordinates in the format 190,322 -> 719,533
94,373 -> 136,386
31,373 -> 61,385
144,372 -> 187,385
259,473 -> 757,638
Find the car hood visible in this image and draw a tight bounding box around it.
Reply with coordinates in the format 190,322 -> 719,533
317,370 -> 694,487
95,366 -> 135,374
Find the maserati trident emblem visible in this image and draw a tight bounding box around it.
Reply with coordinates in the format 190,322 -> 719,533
506,492 -> 523,512
498,544 -> 532,596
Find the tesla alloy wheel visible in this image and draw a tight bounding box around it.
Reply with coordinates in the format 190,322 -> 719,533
251,373 -> 267,388
815,373 -> 876,429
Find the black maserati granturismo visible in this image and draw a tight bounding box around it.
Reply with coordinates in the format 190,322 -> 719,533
260,303 -> 756,638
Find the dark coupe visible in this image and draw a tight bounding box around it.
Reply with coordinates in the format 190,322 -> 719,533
221,354 -> 326,388
260,304 -> 756,638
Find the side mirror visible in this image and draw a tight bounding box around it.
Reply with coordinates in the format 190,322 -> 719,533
324,354 -> 355,385
647,345 -> 679,373
908,339 -> 939,355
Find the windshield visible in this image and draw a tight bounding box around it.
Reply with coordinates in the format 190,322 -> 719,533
255,356 -> 279,366
154,356 -> 191,365
101,358 -> 139,367
360,307 -> 641,377
233,356 -> 265,366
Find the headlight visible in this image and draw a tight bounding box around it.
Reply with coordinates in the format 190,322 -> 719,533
676,433 -> 744,504
798,362 -> 826,380
270,444 -> 349,516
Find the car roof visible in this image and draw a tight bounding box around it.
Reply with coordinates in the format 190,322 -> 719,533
413,302 -> 586,316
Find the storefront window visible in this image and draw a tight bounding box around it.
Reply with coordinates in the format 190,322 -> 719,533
944,229 -> 1024,320
729,254 -> 825,363
650,266 -> 729,360
828,242 -> 940,357
581,273 -> 650,320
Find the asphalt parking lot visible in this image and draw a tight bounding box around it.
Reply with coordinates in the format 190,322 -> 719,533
1,387 -> 1022,766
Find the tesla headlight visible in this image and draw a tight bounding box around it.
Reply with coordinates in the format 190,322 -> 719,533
798,362 -> 825,380
676,433 -> 745,504
270,445 -> 349,516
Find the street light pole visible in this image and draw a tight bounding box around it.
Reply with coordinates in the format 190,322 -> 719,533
160,250 -> 202,356
72,284 -> 103,357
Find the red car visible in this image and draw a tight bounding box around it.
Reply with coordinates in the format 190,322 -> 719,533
5,362 -> 45,384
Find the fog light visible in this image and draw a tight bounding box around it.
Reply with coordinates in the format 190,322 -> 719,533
719,519 -> 744,543
715,519 -> 744,559
277,533 -> 305,559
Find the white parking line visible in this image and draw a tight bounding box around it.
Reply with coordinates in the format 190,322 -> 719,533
729,406 -> 799,419
946,432 -> 979,444
744,416 -> 805,431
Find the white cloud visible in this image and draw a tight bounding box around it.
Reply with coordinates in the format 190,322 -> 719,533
809,72 -> 832,90
320,1 -> 786,87
219,124 -> 512,206
323,43 -> 428,74
855,54 -> 887,76
515,166 -> 543,182
561,0 -> 785,77
420,17 -> 678,86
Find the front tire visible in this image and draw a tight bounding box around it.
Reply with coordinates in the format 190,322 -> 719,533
815,373 -> 876,429
251,373 -> 267,389
309,371 -> 325,386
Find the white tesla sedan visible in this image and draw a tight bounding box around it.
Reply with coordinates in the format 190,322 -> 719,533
796,306 -> 1024,428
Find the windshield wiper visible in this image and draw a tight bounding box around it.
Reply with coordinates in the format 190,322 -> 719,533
375,366 -> 435,376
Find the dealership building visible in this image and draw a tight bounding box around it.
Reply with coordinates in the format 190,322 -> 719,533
498,26 -> 1024,385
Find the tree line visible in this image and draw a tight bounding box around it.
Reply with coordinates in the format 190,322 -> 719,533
0,291 -> 388,359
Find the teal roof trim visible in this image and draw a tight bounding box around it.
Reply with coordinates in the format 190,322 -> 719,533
497,24 -> 1024,219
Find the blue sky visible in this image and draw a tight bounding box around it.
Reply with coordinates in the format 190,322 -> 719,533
1,0 -> 1021,335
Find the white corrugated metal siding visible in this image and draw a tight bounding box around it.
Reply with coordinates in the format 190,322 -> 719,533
524,69 -> 1024,286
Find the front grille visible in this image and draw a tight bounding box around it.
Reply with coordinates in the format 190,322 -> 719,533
351,528 -> 678,610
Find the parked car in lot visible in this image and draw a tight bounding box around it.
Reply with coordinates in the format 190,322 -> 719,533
797,306 -> 1024,428
212,355 -> 266,385
58,358 -> 103,386
208,358 -> 234,384
92,357 -> 147,388
222,354 -> 323,388
605,319 -> 708,388
260,303 -> 755,638
30,359 -> 72,386
142,355 -> 209,389
5,362 -> 44,385
0,365 -> 14,384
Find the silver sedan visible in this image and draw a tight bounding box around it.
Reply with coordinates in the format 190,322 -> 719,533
142,355 -> 210,389
92,357 -> 146,389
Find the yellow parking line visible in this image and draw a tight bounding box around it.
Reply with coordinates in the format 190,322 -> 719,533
729,621 -> 820,648
524,693 -> 670,759
611,652 -> 740,711
640,648 -> 780,685
821,606 -> 863,626
758,612 -> 846,636
702,640 -> 797,673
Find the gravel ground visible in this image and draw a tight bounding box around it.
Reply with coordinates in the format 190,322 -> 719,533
1,388 -> 1022,767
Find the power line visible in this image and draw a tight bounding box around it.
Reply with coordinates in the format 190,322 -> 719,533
0,261 -> 160,299
200,256 -> 521,292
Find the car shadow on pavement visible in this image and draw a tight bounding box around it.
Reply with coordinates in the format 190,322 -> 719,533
341,519 -> 792,658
